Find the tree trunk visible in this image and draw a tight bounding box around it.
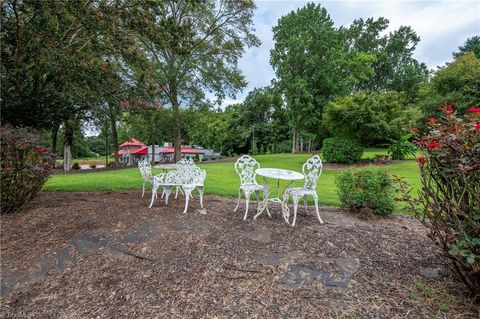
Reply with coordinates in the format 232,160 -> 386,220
172,89 -> 181,162
49,125 -> 58,154
109,110 -> 119,166
151,143 -> 155,165
63,120 -> 74,171
292,131 -> 296,154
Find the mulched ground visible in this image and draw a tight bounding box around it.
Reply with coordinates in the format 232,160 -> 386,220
1,191 -> 478,318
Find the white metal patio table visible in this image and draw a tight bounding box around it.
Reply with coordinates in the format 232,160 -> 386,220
253,168 -> 304,223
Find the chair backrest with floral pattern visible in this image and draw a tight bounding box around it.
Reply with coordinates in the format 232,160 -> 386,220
302,155 -> 323,190
138,160 -> 153,182
234,155 -> 260,186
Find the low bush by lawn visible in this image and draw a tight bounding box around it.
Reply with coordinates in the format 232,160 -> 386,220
44,150 -> 421,211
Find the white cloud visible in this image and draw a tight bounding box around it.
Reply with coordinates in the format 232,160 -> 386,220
234,0 -> 480,99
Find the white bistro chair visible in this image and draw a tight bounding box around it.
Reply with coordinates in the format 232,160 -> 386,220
138,160 -> 154,197
283,155 -> 324,226
233,155 -> 266,220
149,159 -> 206,214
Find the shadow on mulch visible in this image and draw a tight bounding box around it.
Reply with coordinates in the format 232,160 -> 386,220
0,191 -> 478,318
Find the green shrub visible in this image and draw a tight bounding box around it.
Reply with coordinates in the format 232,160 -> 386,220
323,91 -> 421,145
397,103 -> 480,295
322,137 -> 364,164
336,166 -> 395,216
72,162 -> 81,170
388,133 -> 416,160
1,124 -> 55,214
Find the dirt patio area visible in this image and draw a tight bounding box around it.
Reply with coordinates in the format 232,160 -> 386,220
1,191 -> 478,318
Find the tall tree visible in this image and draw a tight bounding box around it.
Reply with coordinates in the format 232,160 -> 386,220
134,0 -> 260,161
345,18 -> 428,99
1,0 -> 148,170
270,3 -> 367,152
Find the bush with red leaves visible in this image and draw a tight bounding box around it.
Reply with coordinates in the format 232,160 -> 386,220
1,124 -> 55,214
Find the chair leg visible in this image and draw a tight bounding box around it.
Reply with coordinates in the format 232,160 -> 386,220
313,194 -> 324,224
198,186 -> 204,208
282,192 -> 290,224
182,186 -> 194,214
234,190 -> 241,212
244,191 -> 252,221
142,182 -> 145,197
164,187 -> 172,205
304,196 -> 308,214
148,187 -> 157,208
291,195 -> 301,226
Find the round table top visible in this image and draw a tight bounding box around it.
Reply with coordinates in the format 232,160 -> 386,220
154,164 -> 178,170
256,168 -> 304,181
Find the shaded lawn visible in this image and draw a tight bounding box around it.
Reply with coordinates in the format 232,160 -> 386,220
44,151 -> 421,210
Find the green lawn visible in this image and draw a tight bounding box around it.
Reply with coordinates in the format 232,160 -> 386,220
45,151 -> 421,209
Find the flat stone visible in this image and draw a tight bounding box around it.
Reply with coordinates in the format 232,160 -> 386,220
253,251 -> 282,265
280,256 -> 358,289
419,266 -> 443,279
244,229 -> 272,244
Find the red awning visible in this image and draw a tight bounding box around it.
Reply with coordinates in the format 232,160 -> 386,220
132,147 -> 148,155
111,150 -> 125,156
119,138 -> 145,147
160,147 -> 203,154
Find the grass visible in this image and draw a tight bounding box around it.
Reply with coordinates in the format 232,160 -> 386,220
44,149 -> 421,210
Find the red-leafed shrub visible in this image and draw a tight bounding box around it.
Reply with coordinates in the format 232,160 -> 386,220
1,124 -> 55,214
397,102 -> 480,296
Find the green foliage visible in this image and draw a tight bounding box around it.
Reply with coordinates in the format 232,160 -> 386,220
431,52 -> 480,110
323,91 -> 421,145
1,0 -> 144,130
1,125 -> 55,214
322,137 -> 364,164
72,163 -> 81,170
336,167 -> 395,216
137,0 -> 260,160
453,36 -> 480,59
397,104 -> 480,294
418,52 -> 480,123
388,134 -> 416,160
345,18 -> 428,99
271,3 -> 366,141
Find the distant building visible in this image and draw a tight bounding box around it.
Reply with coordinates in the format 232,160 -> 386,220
113,139 -> 221,165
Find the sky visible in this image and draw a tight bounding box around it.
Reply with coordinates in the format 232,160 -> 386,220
221,0 -> 480,107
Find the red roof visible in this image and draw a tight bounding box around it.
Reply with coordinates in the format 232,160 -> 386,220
132,147 -> 148,155
160,147 -> 203,154
111,150 -> 125,156
119,138 -> 145,147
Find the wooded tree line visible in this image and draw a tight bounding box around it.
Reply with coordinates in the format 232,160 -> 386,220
2,1 -> 479,168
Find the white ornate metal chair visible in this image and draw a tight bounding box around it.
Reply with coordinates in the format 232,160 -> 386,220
283,155 -> 324,226
234,155 -> 266,220
149,159 -> 206,214
138,160 -> 154,197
